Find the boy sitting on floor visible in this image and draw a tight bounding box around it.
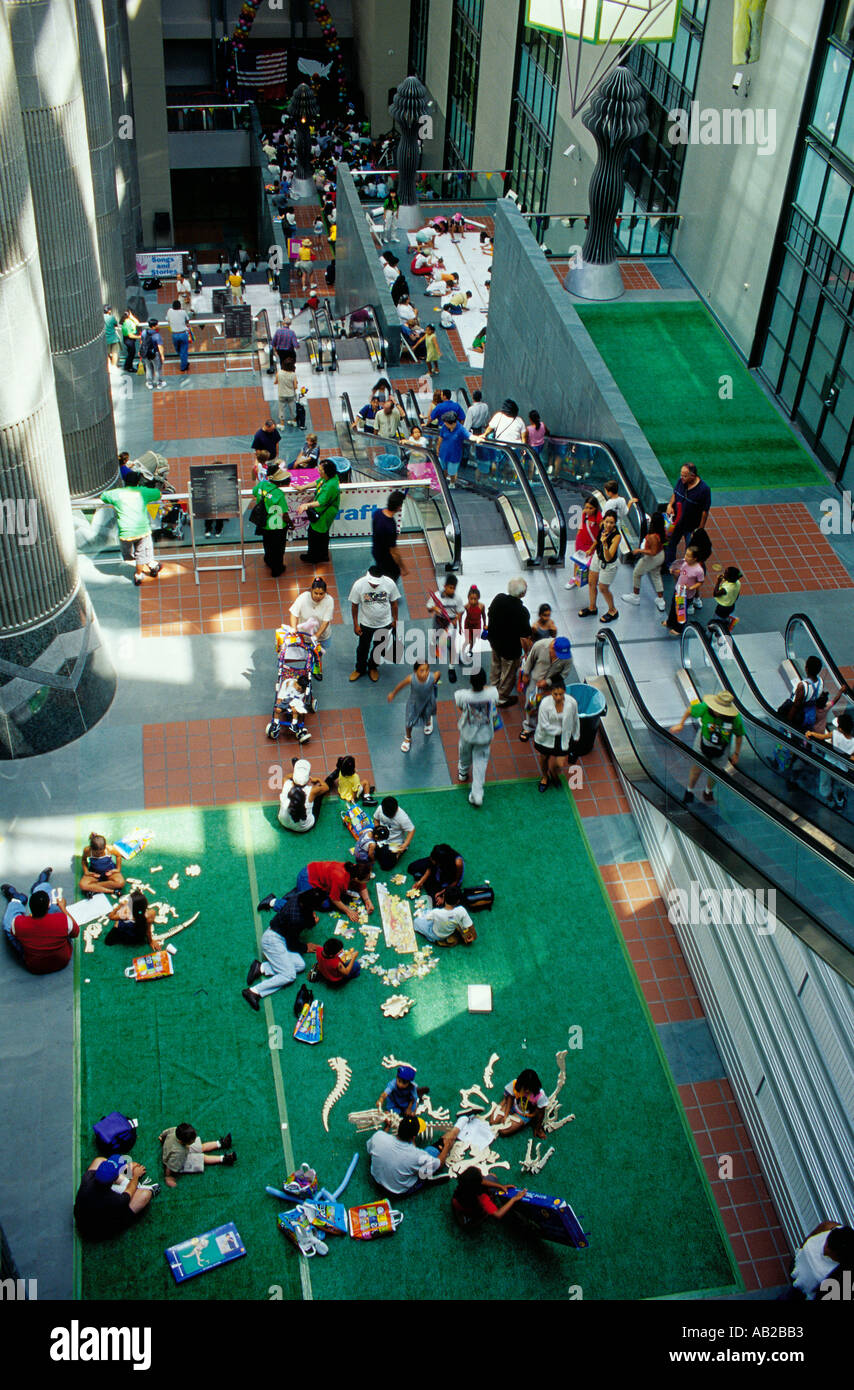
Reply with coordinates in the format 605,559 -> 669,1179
377,1063 -> 424,1118
412,885 -> 474,947
158,1123 -> 237,1188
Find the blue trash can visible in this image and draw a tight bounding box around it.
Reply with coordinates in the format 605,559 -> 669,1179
376,453 -> 404,474
567,682 -> 607,756
328,456 -> 352,483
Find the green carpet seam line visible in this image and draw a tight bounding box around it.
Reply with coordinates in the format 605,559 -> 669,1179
72,907 -> 82,1302
561,784 -> 744,1293
141,777 -> 542,816
240,804 -> 313,1304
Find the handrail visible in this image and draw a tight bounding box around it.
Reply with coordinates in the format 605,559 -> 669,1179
785,613 -> 854,701
544,432 -> 649,543
471,436 -> 567,565
461,437 -> 546,565
594,627 -> 854,975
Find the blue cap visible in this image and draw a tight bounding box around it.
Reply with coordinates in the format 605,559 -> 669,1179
554,636 -> 572,658
397,1065 -> 416,1082
94,1158 -> 122,1185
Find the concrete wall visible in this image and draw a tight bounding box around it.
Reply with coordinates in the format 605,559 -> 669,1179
673,0 -> 823,357
421,0 -> 452,166
127,0 -> 173,243
470,0 -> 517,175
334,163 -> 401,364
352,0 -> 409,133
483,199 -> 672,513
168,130 -> 251,169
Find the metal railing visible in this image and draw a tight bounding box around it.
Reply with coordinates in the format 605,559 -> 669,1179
166,103 -> 252,133
541,434 -> 648,550
522,209 -> 682,259
352,168 -> 508,205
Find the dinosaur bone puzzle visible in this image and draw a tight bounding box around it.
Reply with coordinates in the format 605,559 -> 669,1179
321,1057 -> 352,1132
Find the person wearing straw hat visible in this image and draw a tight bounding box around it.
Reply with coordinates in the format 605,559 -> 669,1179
670,690 -> 744,803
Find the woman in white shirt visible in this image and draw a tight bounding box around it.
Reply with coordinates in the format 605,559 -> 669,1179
289,577 -> 335,677
278,759 -> 329,832
475,398 -> 527,446
534,678 -> 580,793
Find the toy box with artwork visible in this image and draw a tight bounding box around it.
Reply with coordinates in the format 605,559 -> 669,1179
341,802 -> 372,839
502,1187 -> 589,1248
165,1222 -> 246,1283
112,827 -> 153,860
293,997 -> 323,1044
347,1199 -> 403,1240
125,950 -> 173,982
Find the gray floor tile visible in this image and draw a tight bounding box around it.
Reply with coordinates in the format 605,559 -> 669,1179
656,1018 -> 725,1086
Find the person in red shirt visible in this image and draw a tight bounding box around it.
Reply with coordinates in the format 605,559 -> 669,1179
451,1167 -> 528,1228
306,936 -> 361,985
2,871 -> 79,974
296,860 -> 374,923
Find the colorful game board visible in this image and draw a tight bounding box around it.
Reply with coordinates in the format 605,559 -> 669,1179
376,882 -> 417,954
165,1223 -> 246,1282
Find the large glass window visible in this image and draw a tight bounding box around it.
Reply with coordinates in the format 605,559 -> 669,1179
444,0 -> 483,170
506,18 -> 562,214
408,0 -> 429,85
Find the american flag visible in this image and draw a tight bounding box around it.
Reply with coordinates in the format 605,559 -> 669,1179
235,51 -> 288,87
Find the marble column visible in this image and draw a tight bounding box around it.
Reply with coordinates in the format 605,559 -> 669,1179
0,2 -> 116,756
4,0 -> 118,498
74,0 -> 125,313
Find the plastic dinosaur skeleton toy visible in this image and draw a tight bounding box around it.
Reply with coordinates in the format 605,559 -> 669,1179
520,1139 -> 555,1175
321,1057 -> 352,1132
347,1109 -> 452,1142
543,1049 -> 576,1132
458,1083 -> 492,1113
483,1052 -> 500,1090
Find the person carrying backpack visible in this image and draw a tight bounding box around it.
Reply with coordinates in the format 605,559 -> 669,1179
670,689 -> 743,804
140,318 -> 165,390
778,656 -> 823,732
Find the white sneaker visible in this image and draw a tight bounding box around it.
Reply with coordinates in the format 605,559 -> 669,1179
401,738 -> 411,752
655,597 -> 666,611
468,793 -> 482,806
693,597 -> 703,610
621,593 -> 640,605
424,719 -> 433,735
564,580 -> 578,590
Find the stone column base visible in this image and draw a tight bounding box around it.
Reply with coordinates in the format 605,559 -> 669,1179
398,203 -> 422,232
0,587 -> 116,759
564,259 -> 625,301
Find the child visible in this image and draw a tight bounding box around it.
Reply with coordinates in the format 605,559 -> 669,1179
807,708 -> 854,806
353,821 -> 390,871
412,884 -> 475,946
158,1123 -> 236,1188
372,796 -> 416,868
306,936 -> 361,985
530,602 -> 557,642
463,584 -> 486,657
79,833 -> 125,897
105,890 -> 156,948
564,496 -> 601,589
388,660 -> 440,753
451,1168 -> 528,1229
663,544 -> 704,635
326,754 -> 364,803
377,1064 -> 421,1117
269,671 -> 312,743
404,424 -> 425,447
709,565 -> 743,633
492,1069 -> 549,1138
450,211 -> 466,243
600,478 -> 638,529
424,323 -> 441,375
427,574 -> 465,681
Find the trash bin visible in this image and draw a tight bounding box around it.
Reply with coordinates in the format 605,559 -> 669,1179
568,682 -> 607,756
328,456 -> 352,483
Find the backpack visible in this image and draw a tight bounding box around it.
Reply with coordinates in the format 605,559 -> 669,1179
295,399 -> 306,430
141,329 -> 157,360
93,1111 -> 137,1155
462,884 -> 494,912
293,983 -> 314,1018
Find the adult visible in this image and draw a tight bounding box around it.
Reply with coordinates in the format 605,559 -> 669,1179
140,318 -> 165,390
374,398 -> 402,440
389,271 -> 410,306
438,414 -> 470,488
74,1157 -> 157,1239
425,389 -> 465,428
252,460 -> 290,579
2,870 -> 78,974
622,510 -> 667,612
372,796 -> 416,867
534,677 -> 580,792
372,489 -> 407,581
166,299 -> 191,373
487,577 -> 531,707
670,689 -> 744,803
380,251 -> 400,286
783,1221 -> 854,1301
348,564 -> 400,683
298,459 -> 341,564
396,294 -> 419,329
256,884 -> 325,954
452,1168 -> 528,1229
289,576 -> 334,659
176,271 -> 193,310
475,398 -> 527,446
276,355 -> 299,427
519,636 -> 573,741
271,319 -> 300,370
357,395 -> 381,432
277,759 -> 330,832
120,310 -> 141,373
408,844 -> 465,903
578,509 -> 621,623
366,1116 -> 458,1197
664,462 -> 711,565
295,860 -> 374,923
411,248 -> 434,277
463,390 -> 489,434
250,419 -> 281,459
292,433 -> 320,470
226,265 -> 244,303
808,710 -> 854,806
455,668 -> 500,807
382,188 -> 399,239
780,655 -> 824,732
104,305 -> 120,368
100,470 -> 163,586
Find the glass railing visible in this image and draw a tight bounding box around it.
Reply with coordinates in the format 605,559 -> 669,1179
785,614 -> 854,702
595,629 -> 854,968
166,104 -> 252,133
680,622 -> 854,836
541,434 -> 648,550
351,168 -> 507,204
521,210 -> 682,259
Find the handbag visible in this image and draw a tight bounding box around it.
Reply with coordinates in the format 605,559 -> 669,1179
248,499 -> 267,530
306,505 -> 320,524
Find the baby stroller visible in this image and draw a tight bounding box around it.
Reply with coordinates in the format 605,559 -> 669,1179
134,451 -> 187,542
266,626 -> 321,742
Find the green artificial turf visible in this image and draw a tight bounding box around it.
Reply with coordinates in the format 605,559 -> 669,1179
576,301 -> 826,490
76,788 -> 738,1301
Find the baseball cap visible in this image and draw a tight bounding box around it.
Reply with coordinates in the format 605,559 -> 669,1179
94,1157 -> 123,1185
554,637 -> 572,658
292,760 -> 311,786
397,1065 -> 416,1082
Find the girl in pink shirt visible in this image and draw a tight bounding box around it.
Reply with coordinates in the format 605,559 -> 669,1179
663,544 -> 704,634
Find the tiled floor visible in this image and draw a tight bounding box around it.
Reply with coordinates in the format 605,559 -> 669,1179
552,259 -> 661,291
707,504 -> 854,594
307,397 -> 334,432
142,710 -> 373,808
601,861 -> 704,1024
138,554 -> 343,638
152,384 -> 269,441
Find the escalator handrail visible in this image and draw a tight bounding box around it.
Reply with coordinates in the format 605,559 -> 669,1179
546,432 -> 649,542
594,626 -> 854,891
679,621 -> 854,787
502,439 -> 568,565
344,303 -> 388,365
784,613 -> 854,702
461,437 -> 546,564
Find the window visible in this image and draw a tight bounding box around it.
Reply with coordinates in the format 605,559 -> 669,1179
506,19 -> 562,214
444,0 -> 483,170
408,0 -> 429,85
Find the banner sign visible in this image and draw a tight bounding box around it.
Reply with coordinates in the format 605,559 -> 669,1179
135,251 -> 188,278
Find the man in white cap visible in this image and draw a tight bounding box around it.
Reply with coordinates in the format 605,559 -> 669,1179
670,689 -> 743,803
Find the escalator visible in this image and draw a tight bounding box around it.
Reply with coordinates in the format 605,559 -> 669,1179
594,628 -> 854,980
542,433 -> 648,552
305,302 -> 338,372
